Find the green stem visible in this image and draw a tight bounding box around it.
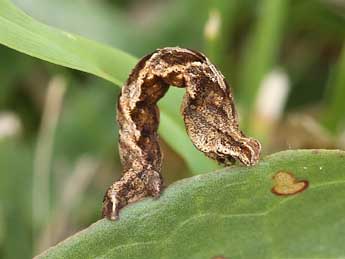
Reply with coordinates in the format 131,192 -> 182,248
238,0 -> 288,131
322,43 -> 345,134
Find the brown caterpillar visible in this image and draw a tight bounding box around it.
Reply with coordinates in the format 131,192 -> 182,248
102,47 -> 261,220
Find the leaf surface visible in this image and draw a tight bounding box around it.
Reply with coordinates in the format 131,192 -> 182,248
38,150 -> 345,259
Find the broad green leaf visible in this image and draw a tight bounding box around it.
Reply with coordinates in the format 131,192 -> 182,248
38,149 -> 345,258
0,0 -> 216,173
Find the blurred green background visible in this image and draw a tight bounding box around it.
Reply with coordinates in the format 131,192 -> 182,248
0,0 -> 344,258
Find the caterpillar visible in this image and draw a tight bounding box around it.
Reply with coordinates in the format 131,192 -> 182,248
102,47 -> 261,220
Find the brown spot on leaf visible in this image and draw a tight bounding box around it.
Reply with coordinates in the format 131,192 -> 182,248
211,256 -> 229,259
271,171 -> 308,196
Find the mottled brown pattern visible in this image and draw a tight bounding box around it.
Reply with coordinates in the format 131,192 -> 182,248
102,47 -> 261,220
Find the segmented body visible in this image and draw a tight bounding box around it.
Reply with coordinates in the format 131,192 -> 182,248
102,47 -> 261,220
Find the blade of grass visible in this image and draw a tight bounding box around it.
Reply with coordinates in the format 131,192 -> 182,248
203,0 -> 238,70
0,0 -> 136,85
204,8 -> 222,65
33,76 -> 66,253
0,204 -> 3,244
37,156 -> 99,253
237,0 -> 288,131
0,0 -> 216,173
322,43 -> 345,134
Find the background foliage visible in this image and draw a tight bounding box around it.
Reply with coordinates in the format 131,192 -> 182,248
0,0 -> 344,258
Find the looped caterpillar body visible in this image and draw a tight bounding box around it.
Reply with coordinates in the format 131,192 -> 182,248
102,47 -> 261,220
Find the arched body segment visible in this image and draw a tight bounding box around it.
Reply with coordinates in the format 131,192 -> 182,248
102,47 -> 261,220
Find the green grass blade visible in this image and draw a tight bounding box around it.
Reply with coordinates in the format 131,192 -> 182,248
0,0 -> 136,85
203,0 -> 237,69
238,0 -> 287,129
37,149 -> 345,258
322,43 -> 345,134
0,0 -> 216,173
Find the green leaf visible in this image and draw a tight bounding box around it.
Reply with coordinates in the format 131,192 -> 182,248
37,149 -> 345,258
0,0 -> 136,85
0,0 -> 216,173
